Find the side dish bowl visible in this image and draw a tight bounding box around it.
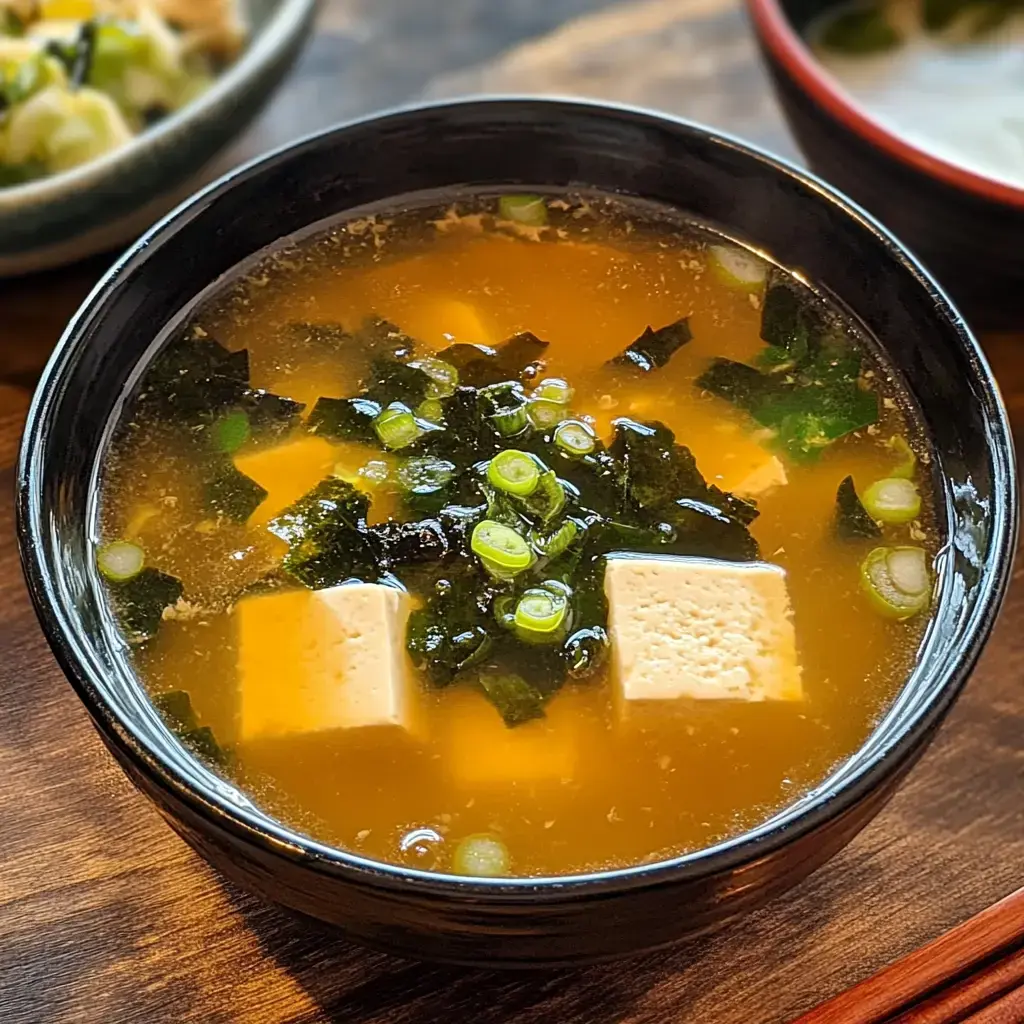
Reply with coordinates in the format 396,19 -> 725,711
746,0 -> 1024,329
17,98 -> 1017,967
0,0 -> 317,277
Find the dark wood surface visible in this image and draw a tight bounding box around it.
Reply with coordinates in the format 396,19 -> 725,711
2,2 -> 1022,1022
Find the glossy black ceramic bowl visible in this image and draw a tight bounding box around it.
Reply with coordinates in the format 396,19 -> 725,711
17,98 -> 1017,968
746,0 -> 1024,329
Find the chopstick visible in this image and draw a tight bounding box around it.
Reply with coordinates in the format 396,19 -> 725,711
795,886 -> 1024,1024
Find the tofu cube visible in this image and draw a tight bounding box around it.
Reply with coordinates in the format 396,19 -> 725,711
604,555 -> 803,703
237,583 -> 419,741
442,689 -> 581,785
733,454 -> 787,498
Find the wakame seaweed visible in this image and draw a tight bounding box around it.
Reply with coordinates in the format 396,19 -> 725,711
153,689 -> 230,767
835,475 -> 882,540
697,277 -> 878,459
203,462 -> 268,523
108,568 -> 183,644
259,315 -> 770,726
609,319 -> 692,373
268,477 -> 379,588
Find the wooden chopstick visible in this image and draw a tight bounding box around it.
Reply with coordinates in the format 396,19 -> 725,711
795,886 -> 1024,1024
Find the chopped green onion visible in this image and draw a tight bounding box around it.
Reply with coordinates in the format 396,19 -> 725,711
533,378 -> 574,405
487,449 -> 541,497
861,477 -> 921,524
514,586 -> 570,643
416,398 -> 444,424
708,244 -> 768,292
498,194 -> 548,227
374,402 -> 423,449
452,833 -> 511,877
471,520 -> 533,578
530,519 -> 578,558
480,381 -> 528,436
357,460 -> 391,487
493,593 -> 517,630
521,469 -> 566,524
398,455 -> 455,494
528,398 -> 567,430
860,546 -> 931,620
210,409 -> 250,453
97,540 -> 145,582
554,419 -> 596,456
409,356 -> 459,398
887,435 -> 917,480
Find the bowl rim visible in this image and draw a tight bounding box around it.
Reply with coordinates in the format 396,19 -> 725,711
18,95 -> 1019,899
0,0 -> 318,213
745,0 -> 1024,210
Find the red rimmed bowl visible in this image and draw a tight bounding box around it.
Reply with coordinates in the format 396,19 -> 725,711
746,0 -> 1024,329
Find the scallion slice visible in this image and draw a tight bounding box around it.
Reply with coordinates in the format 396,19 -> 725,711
409,356 -> 459,398
528,398 -> 567,430
471,519 -> 533,578
498,194 -> 548,227
533,378 -> 573,405
553,419 -> 596,456
452,833 -> 511,877
398,455 -> 455,494
708,244 -> 768,291
529,519 -> 578,558
374,402 -> 423,449
487,449 -> 541,497
860,546 -> 931,619
416,397 -> 444,424
887,435 -> 917,480
97,540 -> 145,582
514,586 -> 569,643
480,381 -> 529,437
861,477 -> 921,524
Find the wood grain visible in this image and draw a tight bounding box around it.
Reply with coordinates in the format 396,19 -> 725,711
2,3 -> 1024,1023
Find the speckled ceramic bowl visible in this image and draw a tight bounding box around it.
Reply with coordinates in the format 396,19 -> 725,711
17,99 -> 1018,967
746,0 -> 1024,329
0,0 -> 317,276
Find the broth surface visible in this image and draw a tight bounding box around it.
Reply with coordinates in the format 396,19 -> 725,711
99,194 -> 935,877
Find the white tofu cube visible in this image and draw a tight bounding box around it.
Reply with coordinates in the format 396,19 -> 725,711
237,583 -> 419,741
604,555 -> 803,704
733,454 -> 787,498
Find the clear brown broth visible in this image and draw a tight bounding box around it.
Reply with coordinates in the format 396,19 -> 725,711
100,195 -> 933,876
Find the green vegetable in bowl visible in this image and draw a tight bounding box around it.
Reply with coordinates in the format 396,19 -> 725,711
861,545 -> 931,619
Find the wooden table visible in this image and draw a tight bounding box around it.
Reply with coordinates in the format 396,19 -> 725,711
2,2 -> 1022,1021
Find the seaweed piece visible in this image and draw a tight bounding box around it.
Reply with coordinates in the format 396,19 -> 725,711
608,419 -> 707,512
660,498 -> 761,562
496,331 -> 549,379
153,690 -> 230,767
357,316 -> 418,361
818,2 -> 903,53
307,396 -> 381,442
697,300 -> 879,462
244,390 -> 306,441
424,386 -> 504,463
478,669 -> 548,727
364,357 -> 433,408
138,335 -> 250,420
368,519 -> 450,571
759,279 -> 817,364
269,477 -> 379,588
436,344 -> 510,388
835,475 -> 882,540
203,462 -> 268,523
609,319 -> 693,373
406,566 -> 497,686
108,568 -> 183,644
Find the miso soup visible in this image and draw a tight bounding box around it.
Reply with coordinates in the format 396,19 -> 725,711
96,192 -> 937,878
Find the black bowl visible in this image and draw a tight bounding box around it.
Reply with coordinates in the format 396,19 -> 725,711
746,0 -> 1024,329
17,98 -> 1017,967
